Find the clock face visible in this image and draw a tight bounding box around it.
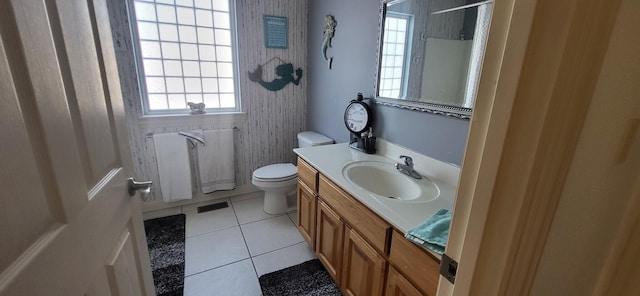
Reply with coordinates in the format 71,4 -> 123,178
344,102 -> 371,133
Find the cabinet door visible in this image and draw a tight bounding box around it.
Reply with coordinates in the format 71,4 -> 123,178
385,266 -> 423,296
316,199 -> 344,284
389,231 -> 440,296
341,226 -> 386,296
297,181 -> 316,248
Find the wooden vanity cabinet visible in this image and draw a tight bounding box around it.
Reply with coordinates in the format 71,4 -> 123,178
318,175 -> 390,255
315,199 -> 344,283
318,175 -> 390,296
297,158 -> 319,192
385,266 -> 423,296
297,181 -> 316,248
341,225 -> 386,296
388,231 -> 441,296
296,158 -> 319,248
296,157 -> 439,296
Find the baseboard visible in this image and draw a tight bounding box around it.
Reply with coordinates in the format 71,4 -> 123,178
141,184 -> 260,213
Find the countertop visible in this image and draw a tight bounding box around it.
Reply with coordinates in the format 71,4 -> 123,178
293,140 -> 457,237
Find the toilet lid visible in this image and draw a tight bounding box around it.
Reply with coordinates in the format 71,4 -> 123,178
253,163 -> 297,181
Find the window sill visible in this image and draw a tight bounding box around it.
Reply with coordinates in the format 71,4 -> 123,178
138,112 -> 247,129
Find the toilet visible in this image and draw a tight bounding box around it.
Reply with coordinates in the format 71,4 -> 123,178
252,131 -> 334,214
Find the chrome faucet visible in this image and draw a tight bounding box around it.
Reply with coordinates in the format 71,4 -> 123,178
395,155 -> 422,179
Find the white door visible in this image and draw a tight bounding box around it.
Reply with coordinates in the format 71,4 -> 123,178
0,0 -> 155,295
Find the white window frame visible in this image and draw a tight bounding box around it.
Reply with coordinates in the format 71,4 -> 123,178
379,11 -> 413,99
127,0 -> 241,115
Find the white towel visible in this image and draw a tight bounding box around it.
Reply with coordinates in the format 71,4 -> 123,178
198,129 -> 236,193
153,133 -> 192,202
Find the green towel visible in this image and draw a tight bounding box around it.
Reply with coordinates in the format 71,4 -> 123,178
405,208 -> 452,254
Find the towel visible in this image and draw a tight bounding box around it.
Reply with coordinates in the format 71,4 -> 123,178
179,129 -> 205,146
153,133 -> 192,202
405,208 -> 452,254
197,129 -> 236,193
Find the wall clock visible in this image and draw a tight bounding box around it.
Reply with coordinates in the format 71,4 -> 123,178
344,94 -> 372,134
344,93 -> 376,154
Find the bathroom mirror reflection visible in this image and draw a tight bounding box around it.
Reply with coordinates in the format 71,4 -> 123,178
374,0 -> 493,119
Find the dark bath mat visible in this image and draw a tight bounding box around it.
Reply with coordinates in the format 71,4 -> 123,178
144,214 -> 185,296
259,259 -> 342,296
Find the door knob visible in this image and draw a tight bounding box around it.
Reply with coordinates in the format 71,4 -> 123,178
127,178 -> 152,197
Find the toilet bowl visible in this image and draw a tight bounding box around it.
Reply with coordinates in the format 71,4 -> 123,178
252,131 -> 334,214
252,163 -> 298,214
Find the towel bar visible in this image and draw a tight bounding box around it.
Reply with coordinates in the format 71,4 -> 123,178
144,127 -> 239,149
144,127 -> 239,140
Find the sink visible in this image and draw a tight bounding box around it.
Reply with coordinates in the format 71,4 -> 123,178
342,161 -> 439,203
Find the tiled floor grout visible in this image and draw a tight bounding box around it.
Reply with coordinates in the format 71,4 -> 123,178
185,224 -> 237,239
238,214 -> 286,225
252,241 -> 308,259
184,201 -> 236,238
244,215 -> 289,225
182,194 -> 312,295
185,200 -> 243,280
184,257 -> 249,278
185,218 -> 304,258
229,198 -> 261,279
287,212 -> 296,225
241,214 -> 302,276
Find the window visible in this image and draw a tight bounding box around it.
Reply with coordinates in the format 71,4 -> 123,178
379,12 -> 412,98
129,0 -> 239,115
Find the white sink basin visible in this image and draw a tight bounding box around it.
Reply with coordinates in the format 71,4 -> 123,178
342,161 -> 440,203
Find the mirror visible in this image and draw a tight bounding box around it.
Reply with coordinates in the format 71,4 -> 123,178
374,0 -> 493,119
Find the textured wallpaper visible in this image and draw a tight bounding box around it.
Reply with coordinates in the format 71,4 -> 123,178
107,0 -> 308,205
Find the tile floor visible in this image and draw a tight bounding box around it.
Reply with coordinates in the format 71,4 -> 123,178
176,192 -> 317,295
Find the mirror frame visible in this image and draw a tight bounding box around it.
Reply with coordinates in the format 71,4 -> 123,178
373,0 -> 472,120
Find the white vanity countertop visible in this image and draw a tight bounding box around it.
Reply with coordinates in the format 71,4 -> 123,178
294,139 -> 458,236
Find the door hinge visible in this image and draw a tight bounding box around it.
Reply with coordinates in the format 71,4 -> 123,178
440,253 -> 458,284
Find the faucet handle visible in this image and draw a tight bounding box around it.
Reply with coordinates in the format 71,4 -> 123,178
399,155 -> 413,166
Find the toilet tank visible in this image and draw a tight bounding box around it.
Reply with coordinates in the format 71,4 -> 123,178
297,131 -> 334,148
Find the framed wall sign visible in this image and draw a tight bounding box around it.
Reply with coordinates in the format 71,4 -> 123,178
264,15 -> 288,49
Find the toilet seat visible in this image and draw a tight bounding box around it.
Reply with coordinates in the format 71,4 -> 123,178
252,163 -> 297,182
252,132 -> 334,214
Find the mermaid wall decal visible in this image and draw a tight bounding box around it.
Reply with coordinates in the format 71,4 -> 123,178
322,15 -> 337,69
248,57 -> 303,91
